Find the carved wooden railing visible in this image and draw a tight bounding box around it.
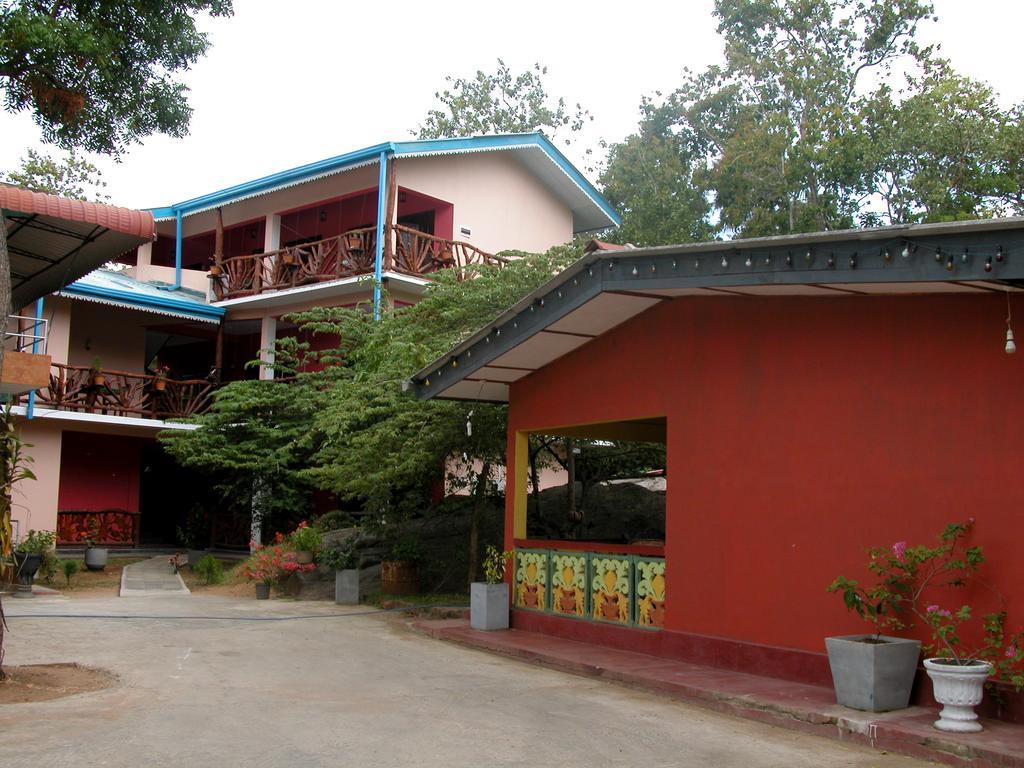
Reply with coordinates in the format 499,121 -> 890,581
211,227 -> 378,300
210,225 -> 507,300
24,363 -> 215,420
57,510 -> 140,546
390,224 -> 508,280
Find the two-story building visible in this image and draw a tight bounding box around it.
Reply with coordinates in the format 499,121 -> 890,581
10,133 -> 619,549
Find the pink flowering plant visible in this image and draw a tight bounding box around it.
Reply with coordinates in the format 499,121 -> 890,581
829,521 -> 1024,689
288,520 -> 322,552
240,543 -> 314,589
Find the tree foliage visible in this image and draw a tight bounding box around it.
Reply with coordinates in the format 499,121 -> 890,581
417,58 -> 591,148
4,147 -> 108,201
0,0 -> 233,156
601,0 -> 1024,243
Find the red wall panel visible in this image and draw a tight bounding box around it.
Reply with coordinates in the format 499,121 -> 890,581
58,432 -> 146,513
506,293 -> 1024,654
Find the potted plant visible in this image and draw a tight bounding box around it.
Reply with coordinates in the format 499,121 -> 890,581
240,542 -> 315,599
345,231 -> 364,254
152,363 -> 170,392
827,542 -> 922,712
82,528 -> 108,571
12,529 -> 55,598
319,541 -> 360,605
381,537 -> 421,595
834,520 -> 1024,731
471,546 -> 512,631
89,357 -> 105,387
208,263 -> 223,278
289,520 -> 321,565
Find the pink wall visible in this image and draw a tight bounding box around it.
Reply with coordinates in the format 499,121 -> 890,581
58,432 -> 145,513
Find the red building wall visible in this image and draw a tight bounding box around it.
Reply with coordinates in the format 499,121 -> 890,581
58,432 -> 145,513
505,293 -> 1024,656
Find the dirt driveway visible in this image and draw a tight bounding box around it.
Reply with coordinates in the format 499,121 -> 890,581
0,593 -> 932,767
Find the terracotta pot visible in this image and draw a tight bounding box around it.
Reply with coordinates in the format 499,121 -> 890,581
649,599 -> 666,627
346,233 -> 364,251
281,252 -> 296,266
522,583 -> 540,608
600,592 -> 621,620
208,264 -> 223,277
558,589 -> 577,614
153,378 -> 167,392
380,560 -> 418,595
295,550 -> 314,565
91,373 -> 106,387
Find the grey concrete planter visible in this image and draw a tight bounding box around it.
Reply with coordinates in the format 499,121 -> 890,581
335,569 -> 360,605
470,582 -> 509,631
826,634 -> 921,712
84,547 -> 108,571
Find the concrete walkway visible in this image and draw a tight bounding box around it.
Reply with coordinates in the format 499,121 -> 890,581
414,619 -> 1024,768
119,556 -> 189,597
0,593 -> 930,768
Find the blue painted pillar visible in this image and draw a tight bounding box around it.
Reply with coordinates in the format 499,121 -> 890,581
26,297 -> 44,419
373,151 -> 389,320
174,209 -> 183,289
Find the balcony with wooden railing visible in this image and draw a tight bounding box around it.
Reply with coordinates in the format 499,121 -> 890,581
209,224 -> 508,301
20,363 -> 216,421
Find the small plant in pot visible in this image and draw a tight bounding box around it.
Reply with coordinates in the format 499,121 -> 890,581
827,542 -> 922,712
151,363 -> 170,392
240,542 -> 314,599
13,529 -> 55,598
288,520 -> 321,565
319,541 -> 360,605
81,530 -> 108,571
89,357 -> 105,387
471,546 -> 512,631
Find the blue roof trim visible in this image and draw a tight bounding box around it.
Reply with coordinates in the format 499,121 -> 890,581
145,133 -> 619,229
392,133 -> 621,227
62,281 -> 225,321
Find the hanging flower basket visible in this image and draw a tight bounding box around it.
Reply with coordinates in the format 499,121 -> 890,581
346,233 -> 364,253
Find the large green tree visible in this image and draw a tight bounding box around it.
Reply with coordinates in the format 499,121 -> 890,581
4,148 -> 108,201
0,0 -> 231,673
417,59 -> 592,150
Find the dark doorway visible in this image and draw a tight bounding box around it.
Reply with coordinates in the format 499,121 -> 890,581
138,441 -> 215,547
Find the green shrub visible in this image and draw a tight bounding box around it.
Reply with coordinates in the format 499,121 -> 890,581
61,559 -> 79,587
16,529 -> 55,554
313,510 -> 355,532
317,540 -> 359,570
194,554 -> 225,585
289,522 -> 322,552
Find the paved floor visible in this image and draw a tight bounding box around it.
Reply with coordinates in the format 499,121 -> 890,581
119,556 -> 189,596
0,594 -> 931,767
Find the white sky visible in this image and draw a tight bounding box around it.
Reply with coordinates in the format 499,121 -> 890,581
0,0 -> 1020,210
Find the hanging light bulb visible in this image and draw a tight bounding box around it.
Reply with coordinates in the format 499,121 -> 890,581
785,253 -> 793,266
1007,291 -> 1017,354
672,259 -> 678,270
935,248 -> 943,263
805,249 -> 814,264
945,254 -> 954,272
883,248 -> 892,263
985,256 -> 993,273
745,256 -> 753,268
721,255 -> 729,268
849,254 -> 857,269
901,244 -> 911,259
693,258 -> 700,269
997,246 -> 1006,263
631,265 -> 639,276
764,255 -> 772,265
961,248 -> 970,265
827,254 -> 835,268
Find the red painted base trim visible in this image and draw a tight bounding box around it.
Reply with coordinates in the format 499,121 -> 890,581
511,610 -> 1024,724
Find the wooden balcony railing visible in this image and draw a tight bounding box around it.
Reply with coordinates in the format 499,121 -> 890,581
210,225 -> 507,301
22,363 -> 215,420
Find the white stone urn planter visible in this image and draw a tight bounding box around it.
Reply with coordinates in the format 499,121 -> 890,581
924,658 -> 993,732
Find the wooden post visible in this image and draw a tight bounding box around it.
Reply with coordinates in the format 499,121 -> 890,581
214,207 -> 224,267
213,323 -> 224,383
384,158 -> 397,271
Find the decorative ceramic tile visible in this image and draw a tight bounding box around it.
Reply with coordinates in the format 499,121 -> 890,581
635,558 -> 666,628
550,552 -> 587,617
590,556 -> 631,624
514,550 -> 548,611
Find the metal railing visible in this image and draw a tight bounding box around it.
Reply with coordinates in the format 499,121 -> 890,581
4,315 -> 48,353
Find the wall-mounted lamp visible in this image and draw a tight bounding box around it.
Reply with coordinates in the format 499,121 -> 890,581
249,226 -> 258,239
320,210 -> 327,222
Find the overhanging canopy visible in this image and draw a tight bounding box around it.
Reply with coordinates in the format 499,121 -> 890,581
1,185 -> 155,310
414,217 -> 1024,403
